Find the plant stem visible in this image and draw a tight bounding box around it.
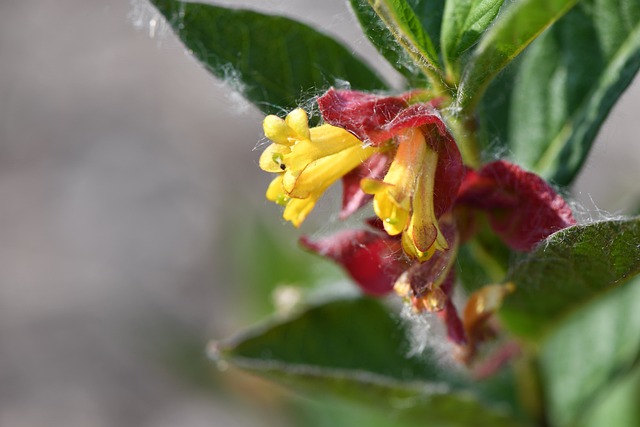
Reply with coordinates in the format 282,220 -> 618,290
466,238 -> 507,282
445,112 -> 481,169
515,352 -> 550,427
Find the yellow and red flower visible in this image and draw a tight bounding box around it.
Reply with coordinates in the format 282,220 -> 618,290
259,88 -> 577,353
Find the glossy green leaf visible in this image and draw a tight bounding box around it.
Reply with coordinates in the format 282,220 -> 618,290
499,217 -> 640,340
455,0 -> 578,112
440,0 -> 505,78
509,0 -> 640,185
216,297 -> 523,426
474,55 -> 520,154
408,0 -> 447,55
349,0 -> 445,86
348,0 -> 418,85
539,275 -> 640,426
150,0 -> 387,115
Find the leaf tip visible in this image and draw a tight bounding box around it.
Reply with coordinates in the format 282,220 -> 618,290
206,339 -> 232,370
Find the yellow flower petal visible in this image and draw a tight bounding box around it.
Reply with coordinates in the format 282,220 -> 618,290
402,143 -> 449,261
259,143 -> 290,172
373,191 -> 409,236
283,194 -> 319,227
363,128 -> 426,237
283,143 -> 377,199
284,125 -> 362,172
285,108 -> 310,141
265,174 -> 289,206
360,178 -> 389,195
382,129 -> 426,207
263,115 -> 292,145
260,108 -> 379,227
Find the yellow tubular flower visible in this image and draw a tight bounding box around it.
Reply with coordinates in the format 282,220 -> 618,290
260,108 -> 378,227
363,128 -> 447,262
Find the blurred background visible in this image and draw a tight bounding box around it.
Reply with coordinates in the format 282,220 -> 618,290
1,0 -> 638,426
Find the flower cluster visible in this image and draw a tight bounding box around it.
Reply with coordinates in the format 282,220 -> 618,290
259,88 -> 576,359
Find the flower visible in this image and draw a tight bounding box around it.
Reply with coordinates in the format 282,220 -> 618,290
258,88 -> 577,359
318,89 -> 464,261
259,108 -> 378,227
362,127 -> 449,261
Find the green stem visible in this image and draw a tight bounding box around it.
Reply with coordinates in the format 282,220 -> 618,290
515,352 -> 549,427
445,112 -> 481,169
466,238 -> 506,282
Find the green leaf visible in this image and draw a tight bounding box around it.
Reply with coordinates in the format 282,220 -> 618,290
499,218 -> 640,341
349,0 -> 416,85
352,0 -> 447,91
474,57 -> 521,154
455,0 -> 579,112
440,0 -> 506,78
509,0 -> 640,185
408,0 -> 447,56
150,0 -> 387,116
539,275 -> 640,426
349,0 -> 446,86
291,395 -> 421,427
216,297 -> 523,426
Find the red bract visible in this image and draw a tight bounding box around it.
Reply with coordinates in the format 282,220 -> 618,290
300,229 -> 409,296
457,160 -> 576,251
339,152 -> 390,219
317,88 -> 409,145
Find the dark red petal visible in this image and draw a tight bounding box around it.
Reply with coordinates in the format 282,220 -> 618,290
339,153 -> 390,219
300,230 -> 408,296
318,88 -> 408,145
430,129 -> 464,218
457,160 -> 576,251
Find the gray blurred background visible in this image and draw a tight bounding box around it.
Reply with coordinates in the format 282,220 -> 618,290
0,1 -> 638,426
